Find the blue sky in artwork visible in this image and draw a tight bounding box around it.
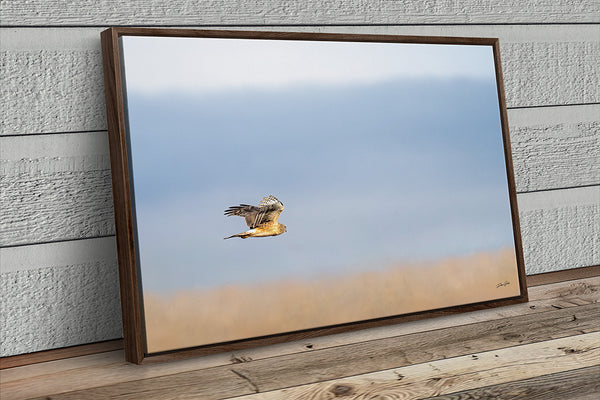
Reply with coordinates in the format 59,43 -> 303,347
120,37 -> 514,293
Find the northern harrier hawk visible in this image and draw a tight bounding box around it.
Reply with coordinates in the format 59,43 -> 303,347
224,195 -> 287,239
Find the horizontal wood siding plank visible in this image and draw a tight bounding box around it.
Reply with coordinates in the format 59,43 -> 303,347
0,242 -> 122,357
2,1 -> 599,26
1,25 -> 598,135
0,238 -> 122,358
1,49 -> 107,136
0,167 -> 114,245
500,39 -> 600,108
0,132 -> 114,246
29,304 -> 600,399
509,104 -> 600,192
519,200 -> 599,274
0,152 -> 115,246
229,335 -> 600,400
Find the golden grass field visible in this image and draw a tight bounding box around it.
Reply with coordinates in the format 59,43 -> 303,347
143,248 -> 520,353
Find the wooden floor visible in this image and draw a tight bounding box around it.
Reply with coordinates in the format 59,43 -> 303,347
1,275 -> 598,400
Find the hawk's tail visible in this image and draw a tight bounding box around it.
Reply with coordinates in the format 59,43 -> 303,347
223,232 -> 249,239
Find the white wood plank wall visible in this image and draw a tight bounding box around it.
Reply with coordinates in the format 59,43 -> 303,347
1,1 -> 598,357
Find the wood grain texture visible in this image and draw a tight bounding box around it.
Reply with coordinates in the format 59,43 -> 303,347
0,261 -> 122,357
0,49 -> 107,135
527,265 -> 600,287
0,236 -> 118,274
229,334 -> 600,400
14,304 -> 599,399
101,27 -> 145,364
0,340 -> 123,370
2,0 -> 599,25
1,25 -> 599,135
0,132 -> 113,246
509,104 -> 600,192
0,237 -> 121,357
0,168 -> 114,247
520,201 -> 599,274
420,365 -> 600,400
2,276 -> 596,393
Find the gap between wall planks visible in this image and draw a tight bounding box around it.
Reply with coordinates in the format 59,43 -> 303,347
0,270 -> 596,370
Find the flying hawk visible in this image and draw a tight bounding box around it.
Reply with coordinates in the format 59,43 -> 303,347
224,195 -> 287,239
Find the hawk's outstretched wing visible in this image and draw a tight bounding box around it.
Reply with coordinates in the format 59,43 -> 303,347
224,195 -> 284,228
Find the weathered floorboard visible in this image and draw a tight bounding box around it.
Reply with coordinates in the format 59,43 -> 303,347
1,25 -> 598,135
421,365 -> 600,400
2,0 -> 599,26
227,334 -> 600,400
20,304 -> 599,400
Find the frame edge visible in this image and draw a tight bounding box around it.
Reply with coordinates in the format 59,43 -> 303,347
100,28 -> 145,364
104,28 -> 528,364
492,38 -> 529,303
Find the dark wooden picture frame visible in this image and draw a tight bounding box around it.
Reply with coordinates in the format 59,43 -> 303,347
101,28 -> 528,364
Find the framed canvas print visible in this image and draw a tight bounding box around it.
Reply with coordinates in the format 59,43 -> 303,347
101,28 -> 527,364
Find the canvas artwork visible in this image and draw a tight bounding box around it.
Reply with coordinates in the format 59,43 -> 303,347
102,29 -> 526,362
